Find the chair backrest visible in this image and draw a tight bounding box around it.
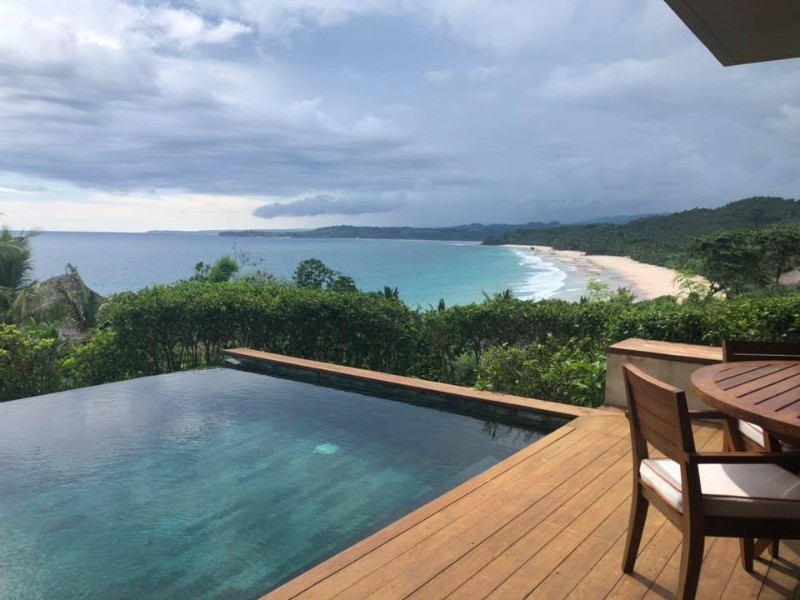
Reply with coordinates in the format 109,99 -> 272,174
723,340 -> 800,362
623,364 -> 695,463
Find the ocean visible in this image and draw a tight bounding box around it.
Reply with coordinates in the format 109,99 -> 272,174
29,232 -> 592,307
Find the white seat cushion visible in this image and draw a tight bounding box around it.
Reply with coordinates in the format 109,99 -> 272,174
739,420 -> 766,446
739,420 -> 800,450
640,458 -> 800,519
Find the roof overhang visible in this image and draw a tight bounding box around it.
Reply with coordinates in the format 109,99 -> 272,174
664,0 -> 800,66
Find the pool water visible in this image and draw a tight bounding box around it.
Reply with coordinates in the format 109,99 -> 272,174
0,369 -> 561,599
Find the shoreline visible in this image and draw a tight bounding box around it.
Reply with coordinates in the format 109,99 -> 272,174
505,244 -> 685,300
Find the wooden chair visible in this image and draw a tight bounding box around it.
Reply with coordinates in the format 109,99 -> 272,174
722,340 -> 800,451
621,364 -> 800,599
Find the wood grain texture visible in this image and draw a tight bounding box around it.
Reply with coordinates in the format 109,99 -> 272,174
692,361 -> 800,442
262,413 -> 800,599
607,338 -> 722,364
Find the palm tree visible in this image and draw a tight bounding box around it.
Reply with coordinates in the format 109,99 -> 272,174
0,226 -> 101,330
0,225 -> 37,323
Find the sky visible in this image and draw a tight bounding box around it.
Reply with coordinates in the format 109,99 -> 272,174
0,1 -> 799,232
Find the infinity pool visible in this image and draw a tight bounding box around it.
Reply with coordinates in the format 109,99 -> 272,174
0,368 -> 564,599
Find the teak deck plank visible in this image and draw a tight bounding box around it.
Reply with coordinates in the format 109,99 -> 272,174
314,420 -> 621,599
287,426 -> 597,599
447,446 -> 632,599
264,413 -> 800,600
403,431 -> 632,599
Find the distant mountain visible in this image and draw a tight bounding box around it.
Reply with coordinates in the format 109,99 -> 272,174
147,229 -> 311,235
220,222 -> 559,242
485,196 -> 800,268
571,213 -> 663,225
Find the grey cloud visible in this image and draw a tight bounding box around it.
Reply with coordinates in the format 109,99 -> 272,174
0,183 -> 50,193
0,57 -> 451,196
3,0 -> 800,229
253,195 -> 396,218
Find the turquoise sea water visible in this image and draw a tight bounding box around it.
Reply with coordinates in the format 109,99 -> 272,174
29,232 -> 592,306
0,368 -> 561,599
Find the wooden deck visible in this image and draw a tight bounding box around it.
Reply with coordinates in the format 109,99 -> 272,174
264,411 -> 800,600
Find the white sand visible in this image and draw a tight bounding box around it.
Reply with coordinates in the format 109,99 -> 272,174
506,244 -> 691,300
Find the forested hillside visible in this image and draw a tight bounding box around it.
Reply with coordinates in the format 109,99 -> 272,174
222,221 -> 559,242
485,197 -> 800,267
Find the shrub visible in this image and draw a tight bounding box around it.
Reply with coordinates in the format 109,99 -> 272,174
0,323 -> 62,400
475,337 -> 607,408
81,280 -> 420,380
28,279 -> 800,409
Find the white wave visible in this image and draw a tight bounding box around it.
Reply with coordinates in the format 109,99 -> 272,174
507,248 -> 568,300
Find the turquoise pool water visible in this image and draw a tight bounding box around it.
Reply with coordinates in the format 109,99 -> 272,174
0,369 -> 563,599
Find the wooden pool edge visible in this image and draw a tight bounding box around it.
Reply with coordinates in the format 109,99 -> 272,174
259,410 -> 623,600
222,348 -> 593,420
221,350 -> 617,599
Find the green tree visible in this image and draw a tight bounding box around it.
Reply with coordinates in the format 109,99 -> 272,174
328,275 -> 358,293
292,258 -> 357,292
38,264 -> 104,332
689,230 -> 767,297
380,286 -> 400,300
207,256 -> 239,283
758,224 -> 800,286
293,258 -> 338,288
0,226 -> 38,323
192,256 -> 240,283
0,323 -> 62,400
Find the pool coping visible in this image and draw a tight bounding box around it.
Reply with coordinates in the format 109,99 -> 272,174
222,348 -> 593,420
222,349 -> 602,597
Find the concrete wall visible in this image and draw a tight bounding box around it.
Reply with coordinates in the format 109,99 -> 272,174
605,338 -> 722,411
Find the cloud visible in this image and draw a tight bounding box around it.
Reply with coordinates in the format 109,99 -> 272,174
202,1 -> 584,56
425,69 -> 455,83
466,65 -> 512,82
3,0 -> 800,232
416,1 -> 576,56
766,104 -> 800,138
148,8 -> 252,48
253,194 -> 397,218
0,183 -> 50,194
0,2 -> 452,199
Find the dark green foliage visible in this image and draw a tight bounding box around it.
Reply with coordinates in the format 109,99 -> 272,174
689,230 -> 767,297
207,256 -> 239,283
0,323 -> 63,400
293,258 -> 339,288
80,280 -> 419,378
380,286 -> 400,300
37,264 -> 105,332
486,197 -> 800,269
293,258 -> 358,292
7,271 -> 800,407
476,338 -> 606,407
61,328 -> 147,387
222,222 -> 559,242
690,225 -> 800,297
328,275 -> 358,293
0,226 -> 37,323
68,287 -> 800,407
192,256 -> 240,283
758,225 -> 800,286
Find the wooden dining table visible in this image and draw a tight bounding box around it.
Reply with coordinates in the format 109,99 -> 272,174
691,360 -> 800,443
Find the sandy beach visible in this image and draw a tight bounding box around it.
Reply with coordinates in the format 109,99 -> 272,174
506,245 -> 688,300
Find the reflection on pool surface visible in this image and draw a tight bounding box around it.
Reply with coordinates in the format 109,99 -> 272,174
0,368 -> 564,599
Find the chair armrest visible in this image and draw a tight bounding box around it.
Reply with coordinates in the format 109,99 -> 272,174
687,410 -> 727,420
